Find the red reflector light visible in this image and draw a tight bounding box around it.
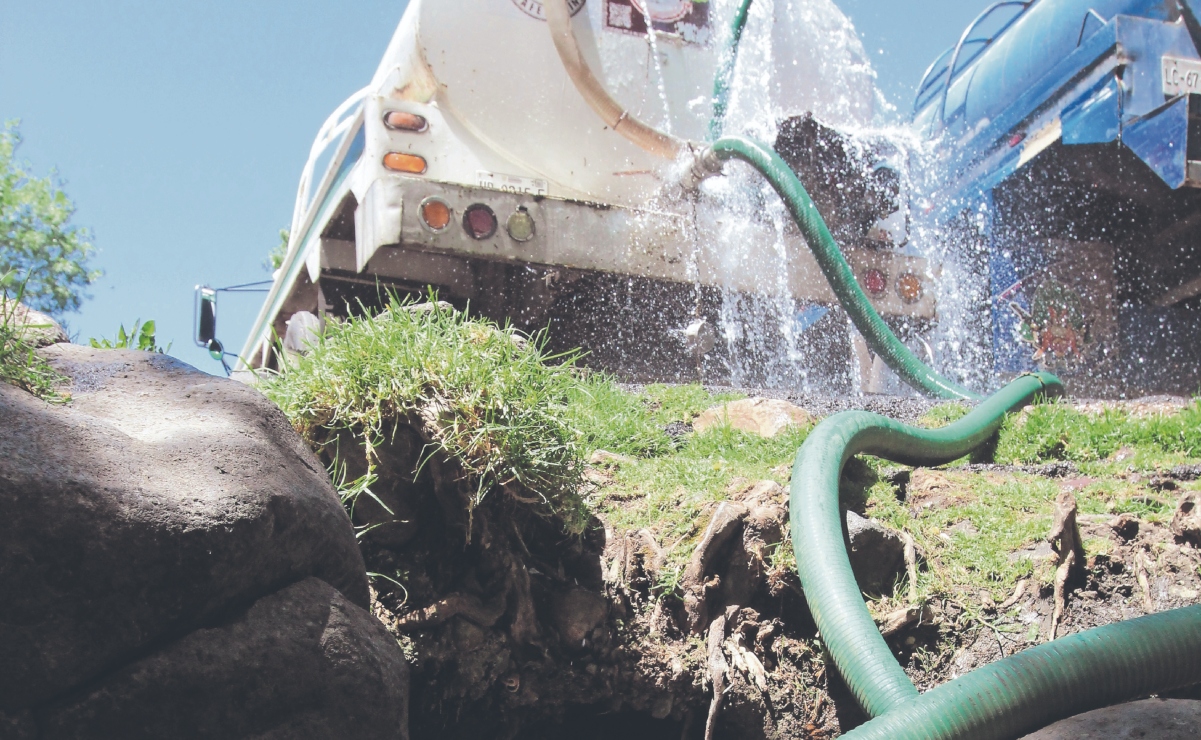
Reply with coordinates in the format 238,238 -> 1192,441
382,152 -> 427,174
1009,132 -> 1026,147
463,204 -> 497,240
863,268 -> 887,296
383,111 -> 428,132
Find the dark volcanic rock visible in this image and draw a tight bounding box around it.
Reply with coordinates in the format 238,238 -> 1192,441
0,345 -> 369,709
550,588 -> 608,649
1172,491 -> 1201,546
845,511 -> 906,595
39,578 -> 409,740
1020,698 -> 1201,739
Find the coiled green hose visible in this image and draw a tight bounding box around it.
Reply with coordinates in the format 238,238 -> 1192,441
789,373 -> 1062,717
703,130 -> 1201,737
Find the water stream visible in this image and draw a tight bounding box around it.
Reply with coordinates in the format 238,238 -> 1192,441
689,0 -> 992,395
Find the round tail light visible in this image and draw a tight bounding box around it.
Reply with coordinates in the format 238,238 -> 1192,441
463,204 -> 497,240
505,207 -> 535,242
863,268 -> 888,296
420,197 -> 451,232
897,272 -> 923,303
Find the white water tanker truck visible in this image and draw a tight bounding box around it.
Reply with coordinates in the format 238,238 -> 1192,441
223,0 -> 935,390
212,0 -> 1201,396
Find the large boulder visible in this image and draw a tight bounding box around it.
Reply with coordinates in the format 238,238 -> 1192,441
1020,698 -> 1201,739
0,345 -> 371,710
39,578 -> 409,740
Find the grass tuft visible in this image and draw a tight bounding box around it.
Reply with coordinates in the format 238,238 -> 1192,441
262,295 -> 595,534
0,271 -> 67,402
995,399 -> 1201,463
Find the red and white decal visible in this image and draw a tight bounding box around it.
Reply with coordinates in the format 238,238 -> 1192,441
510,0 -> 586,21
603,0 -> 710,43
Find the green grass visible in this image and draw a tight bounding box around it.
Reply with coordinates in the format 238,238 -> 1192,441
262,295 -> 594,534
0,271 -> 66,402
258,294 -> 785,564
865,471 -> 1051,610
917,401 -> 971,428
566,380 -> 741,459
857,396 -> 1201,615
586,388 -> 809,579
260,297 -> 1201,611
994,399 -> 1201,465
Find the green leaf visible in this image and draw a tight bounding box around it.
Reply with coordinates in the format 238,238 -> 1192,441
138,320 -> 156,351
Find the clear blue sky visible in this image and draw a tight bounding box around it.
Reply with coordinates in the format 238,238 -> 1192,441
1,0 -> 990,374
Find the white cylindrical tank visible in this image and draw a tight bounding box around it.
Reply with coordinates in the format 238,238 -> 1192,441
369,0 -> 875,205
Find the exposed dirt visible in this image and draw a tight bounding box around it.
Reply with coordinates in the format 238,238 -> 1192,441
335,408 -> 1201,740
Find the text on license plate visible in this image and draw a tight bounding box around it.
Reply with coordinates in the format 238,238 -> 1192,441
476,171 -> 548,197
1162,55 -> 1201,97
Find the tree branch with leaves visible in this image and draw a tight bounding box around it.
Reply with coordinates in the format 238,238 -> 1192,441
0,120 -> 100,317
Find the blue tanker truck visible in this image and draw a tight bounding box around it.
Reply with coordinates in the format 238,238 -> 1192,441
914,0 -> 1201,395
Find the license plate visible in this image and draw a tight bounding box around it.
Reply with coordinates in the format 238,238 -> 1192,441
476,170 -> 548,197
1162,55 -> 1201,97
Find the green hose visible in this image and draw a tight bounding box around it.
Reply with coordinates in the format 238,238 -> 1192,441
705,129 -> 1201,737
838,604 -> 1201,740
709,135 -> 978,400
790,373 -> 1061,717
709,0 -> 754,141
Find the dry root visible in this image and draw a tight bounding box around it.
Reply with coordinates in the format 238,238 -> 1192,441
996,579 -> 1028,611
1048,492 -> 1085,640
899,530 -> 919,603
684,503 -> 749,633
1135,550 -> 1156,613
876,603 -> 934,638
395,591 -> 507,631
704,611 -> 731,740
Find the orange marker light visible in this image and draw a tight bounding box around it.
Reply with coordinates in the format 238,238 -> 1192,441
383,111 -> 428,132
383,152 -> 427,174
420,198 -> 452,232
897,272 -> 923,303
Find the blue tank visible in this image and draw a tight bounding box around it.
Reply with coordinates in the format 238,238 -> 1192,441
915,0 -> 1201,395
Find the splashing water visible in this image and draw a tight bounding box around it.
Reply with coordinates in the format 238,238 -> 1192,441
685,0 -> 994,394
641,21 -> 675,135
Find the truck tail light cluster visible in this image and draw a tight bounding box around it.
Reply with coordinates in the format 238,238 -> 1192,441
420,198 -> 537,242
863,268 -> 923,303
